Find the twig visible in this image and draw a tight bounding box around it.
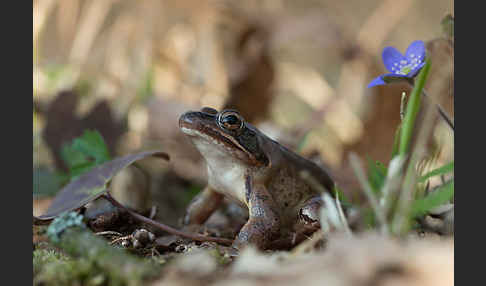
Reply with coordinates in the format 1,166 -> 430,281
95,231 -> 123,237
110,235 -> 132,245
102,193 -> 233,246
406,81 -> 454,131
400,92 -> 406,121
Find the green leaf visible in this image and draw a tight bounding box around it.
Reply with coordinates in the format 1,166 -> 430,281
33,167 -> 64,198
184,185 -> 203,205
296,131 -> 311,153
410,180 -> 454,218
35,150 -> 169,221
333,186 -> 352,208
391,124 -> 402,158
137,68 -> 154,102
419,161 -> 454,183
61,145 -> 90,171
367,158 -> 388,195
72,130 -> 111,164
363,207 -> 377,229
61,130 -> 111,180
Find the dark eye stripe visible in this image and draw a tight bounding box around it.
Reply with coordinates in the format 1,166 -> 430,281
201,107 -> 218,115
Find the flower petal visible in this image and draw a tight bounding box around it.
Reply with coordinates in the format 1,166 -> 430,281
405,40 -> 426,61
407,61 -> 426,77
367,76 -> 387,88
381,73 -> 409,84
382,47 -> 407,73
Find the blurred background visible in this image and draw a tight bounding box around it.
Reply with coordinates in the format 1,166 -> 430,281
33,0 -> 453,226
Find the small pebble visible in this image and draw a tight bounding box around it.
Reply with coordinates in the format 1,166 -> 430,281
121,240 -> 130,247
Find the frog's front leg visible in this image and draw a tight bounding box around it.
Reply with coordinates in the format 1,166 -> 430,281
183,187 -> 224,225
232,176 -> 281,250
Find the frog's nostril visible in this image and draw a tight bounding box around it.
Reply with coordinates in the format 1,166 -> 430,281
179,112 -> 194,127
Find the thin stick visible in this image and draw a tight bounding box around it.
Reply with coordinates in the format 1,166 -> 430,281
434,99 -> 454,131
110,235 -> 132,245
102,193 -> 233,246
406,81 -> 454,131
400,92 -> 406,121
95,231 -> 123,237
423,89 -> 454,131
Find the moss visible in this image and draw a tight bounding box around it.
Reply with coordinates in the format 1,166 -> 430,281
33,248 -> 101,286
46,211 -> 86,243
208,248 -> 232,266
33,248 -> 68,277
35,212 -> 162,285
48,227 -> 161,285
59,228 -> 157,285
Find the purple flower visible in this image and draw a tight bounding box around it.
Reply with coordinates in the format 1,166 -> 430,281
368,40 -> 426,88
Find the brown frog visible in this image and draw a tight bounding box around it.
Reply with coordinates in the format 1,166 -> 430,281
179,107 -> 335,250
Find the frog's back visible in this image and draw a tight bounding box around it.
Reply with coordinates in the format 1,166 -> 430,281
273,142 -> 335,192
267,164 -> 318,208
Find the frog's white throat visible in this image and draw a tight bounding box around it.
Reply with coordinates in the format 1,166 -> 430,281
183,127 -> 248,205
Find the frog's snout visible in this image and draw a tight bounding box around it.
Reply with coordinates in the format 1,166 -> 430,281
179,111 -> 196,130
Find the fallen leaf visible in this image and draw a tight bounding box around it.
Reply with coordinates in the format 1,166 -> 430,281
36,150 -> 169,220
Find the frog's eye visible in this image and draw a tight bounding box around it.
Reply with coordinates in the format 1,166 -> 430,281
218,111 -> 243,131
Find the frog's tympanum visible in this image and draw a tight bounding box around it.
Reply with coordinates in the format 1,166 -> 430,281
179,107 -> 335,250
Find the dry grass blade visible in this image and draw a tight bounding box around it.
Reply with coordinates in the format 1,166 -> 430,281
33,0 -> 57,44
299,170 -> 351,235
349,153 -> 389,235
381,155 -> 406,217
321,193 -> 351,235
335,194 -> 352,235
69,0 -> 117,66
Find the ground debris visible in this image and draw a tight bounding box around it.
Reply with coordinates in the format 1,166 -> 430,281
152,233 -> 453,286
35,215 -> 161,286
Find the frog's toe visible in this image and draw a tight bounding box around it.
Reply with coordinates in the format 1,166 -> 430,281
299,196 -> 323,228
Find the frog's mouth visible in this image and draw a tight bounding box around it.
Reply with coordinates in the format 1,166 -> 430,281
179,111 -> 257,163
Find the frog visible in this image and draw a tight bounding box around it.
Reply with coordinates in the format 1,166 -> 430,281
179,107 -> 335,250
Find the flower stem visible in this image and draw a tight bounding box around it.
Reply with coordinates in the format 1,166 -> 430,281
399,58 -> 431,155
